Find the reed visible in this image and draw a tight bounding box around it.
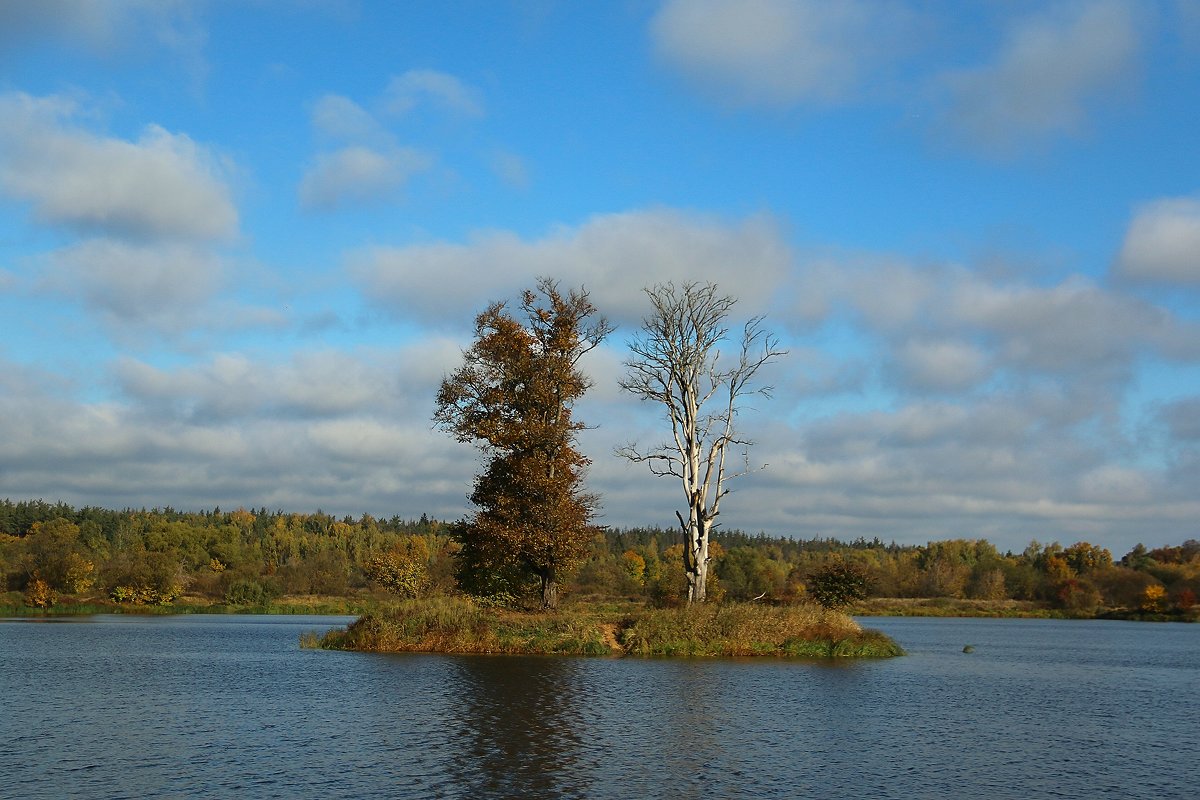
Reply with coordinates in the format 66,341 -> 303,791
619,603 -> 902,657
316,598 -> 904,658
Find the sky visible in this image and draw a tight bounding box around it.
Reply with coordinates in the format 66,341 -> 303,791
1,0 -> 1198,556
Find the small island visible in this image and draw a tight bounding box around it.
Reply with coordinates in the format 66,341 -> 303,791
310,597 -> 903,658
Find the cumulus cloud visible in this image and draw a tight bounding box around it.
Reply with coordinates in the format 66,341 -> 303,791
0,92 -> 237,241
351,209 -> 792,325
0,345 -> 480,520
1114,197 -> 1200,284
935,0 -> 1142,152
489,149 -> 531,189
300,78 -> 481,210
114,339 -> 460,423
38,238 -> 223,331
651,0 -> 911,106
735,391 -> 1200,548
0,1 -> 203,60
382,69 -> 485,117
1159,396 -> 1200,441
310,94 -> 389,143
299,145 -> 434,210
796,257 -> 1190,385
889,338 -> 992,393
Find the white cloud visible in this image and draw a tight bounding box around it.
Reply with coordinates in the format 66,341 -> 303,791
890,338 -> 992,393
383,69 -> 485,117
936,0 -> 1142,152
1077,465 -> 1153,504
1115,197 -> 1200,284
39,238 -> 223,331
0,92 -> 237,241
352,208 -> 792,325
114,339 -> 461,423
489,149 -> 531,189
0,347 -> 481,520
0,1 -> 201,58
310,94 -> 389,142
299,145 -> 434,210
1159,395 -> 1200,441
798,257 -> 1188,380
651,0 -> 912,107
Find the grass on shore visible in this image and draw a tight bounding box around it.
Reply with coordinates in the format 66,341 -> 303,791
311,597 -> 904,658
848,597 -> 1066,619
848,596 -> 1200,622
0,591 -> 372,618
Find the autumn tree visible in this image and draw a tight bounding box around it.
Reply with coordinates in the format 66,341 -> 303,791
435,278 -> 613,608
617,282 -> 784,603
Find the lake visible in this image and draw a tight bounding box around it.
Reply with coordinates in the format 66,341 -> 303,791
1,614 -> 1196,799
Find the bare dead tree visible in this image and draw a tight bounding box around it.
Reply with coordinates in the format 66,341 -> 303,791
617,282 -> 785,603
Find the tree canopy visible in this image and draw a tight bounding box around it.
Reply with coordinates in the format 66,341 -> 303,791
435,278 -> 612,607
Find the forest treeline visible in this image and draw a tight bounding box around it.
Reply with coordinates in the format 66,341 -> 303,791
1,498 -> 1197,617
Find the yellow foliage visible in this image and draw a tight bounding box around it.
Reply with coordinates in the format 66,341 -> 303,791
1142,583 -> 1166,612
620,550 -> 646,585
62,553 -> 96,594
110,584 -> 182,605
24,574 -> 56,608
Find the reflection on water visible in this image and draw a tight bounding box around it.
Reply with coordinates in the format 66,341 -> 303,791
1,615 -> 1197,799
446,656 -> 588,797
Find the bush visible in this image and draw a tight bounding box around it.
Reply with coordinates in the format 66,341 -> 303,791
110,583 -> 181,605
1056,578 -> 1102,615
24,575 -> 56,608
363,550 -> 428,597
103,550 -> 185,601
1091,566 -> 1158,609
223,578 -> 279,606
808,561 -> 869,610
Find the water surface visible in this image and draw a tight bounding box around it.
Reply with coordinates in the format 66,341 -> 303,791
1,614 -> 1195,799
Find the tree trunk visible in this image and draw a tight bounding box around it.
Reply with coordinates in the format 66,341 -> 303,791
541,570 -> 559,609
684,512 -> 710,603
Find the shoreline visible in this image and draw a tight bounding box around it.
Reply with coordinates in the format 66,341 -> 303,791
5,593 -> 1194,625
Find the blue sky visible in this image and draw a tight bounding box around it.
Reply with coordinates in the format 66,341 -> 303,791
1,0 -> 1198,556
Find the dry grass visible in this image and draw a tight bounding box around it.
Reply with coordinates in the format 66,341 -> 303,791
620,603 -> 900,657
316,598 -> 904,658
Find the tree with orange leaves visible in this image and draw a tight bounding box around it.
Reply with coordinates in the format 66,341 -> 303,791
435,278 -> 613,608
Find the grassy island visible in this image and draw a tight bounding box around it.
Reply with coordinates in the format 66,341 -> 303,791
308,598 -> 904,658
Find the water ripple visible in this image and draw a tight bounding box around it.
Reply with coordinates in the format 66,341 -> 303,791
1,615 -> 1197,799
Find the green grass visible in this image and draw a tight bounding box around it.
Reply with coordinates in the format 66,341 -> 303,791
314,598 -> 904,658
0,592 -> 376,618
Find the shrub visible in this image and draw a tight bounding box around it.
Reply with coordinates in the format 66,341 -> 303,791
808,562 -> 869,610
24,574 -> 56,608
363,550 -> 428,597
1141,584 -> 1167,613
110,584 -> 181,605
1174,587 -> 1197,612
103,550 -> 185,601
223,578 -> 278,606
1091,566 -> 1158,609
1056,578 -> 1102,615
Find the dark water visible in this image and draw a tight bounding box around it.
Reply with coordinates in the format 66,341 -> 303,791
1,614 -> 1196,799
